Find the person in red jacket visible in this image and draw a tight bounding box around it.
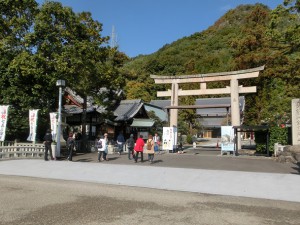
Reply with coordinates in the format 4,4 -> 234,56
134,135 -> 145,163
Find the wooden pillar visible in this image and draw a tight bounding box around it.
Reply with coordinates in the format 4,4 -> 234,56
170,82 -> 179,127
230,78 -> 241,151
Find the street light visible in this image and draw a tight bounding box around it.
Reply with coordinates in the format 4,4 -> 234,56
56,79 -> 66,157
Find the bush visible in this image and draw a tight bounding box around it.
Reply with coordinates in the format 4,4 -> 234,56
255,126 -> 288,155
186,134 -> 193,144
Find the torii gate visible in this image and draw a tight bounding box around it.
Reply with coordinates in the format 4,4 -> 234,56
150,66 -> 264,149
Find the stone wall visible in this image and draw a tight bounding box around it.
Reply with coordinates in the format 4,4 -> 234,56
276,145 -> 300,163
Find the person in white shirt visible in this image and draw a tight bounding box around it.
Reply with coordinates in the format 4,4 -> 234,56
153,132 -> 161,154
97,134 -> 108,162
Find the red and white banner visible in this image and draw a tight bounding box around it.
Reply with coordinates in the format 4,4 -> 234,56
50,112 -> 57,141
0,105 -> 9,141
27,109 -> 39,142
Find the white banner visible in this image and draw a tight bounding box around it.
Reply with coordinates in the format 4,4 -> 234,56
50,112 -> 57,141
162,127 -> 177,151
0,105 -> 9,141
221,126 -> 235,152
27,109 -> 39,142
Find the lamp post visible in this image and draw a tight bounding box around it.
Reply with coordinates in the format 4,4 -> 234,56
56,79 -> 66,157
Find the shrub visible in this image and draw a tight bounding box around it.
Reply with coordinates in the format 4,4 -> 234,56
186,134 -> 193,144
255,126 -> 288,155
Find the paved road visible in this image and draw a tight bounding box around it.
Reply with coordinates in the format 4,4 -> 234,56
72,148 -> 300,174
1,147 -> 300,224
0,146 -> 299,202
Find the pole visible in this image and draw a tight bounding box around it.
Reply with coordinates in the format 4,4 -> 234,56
56,86 -> 62,157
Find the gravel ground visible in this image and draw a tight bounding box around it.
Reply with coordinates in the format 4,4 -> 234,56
1,175 -> 300,225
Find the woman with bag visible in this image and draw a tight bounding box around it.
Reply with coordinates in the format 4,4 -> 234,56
146,134 -> 155,163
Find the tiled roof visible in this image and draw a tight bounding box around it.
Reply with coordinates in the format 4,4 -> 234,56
199,117 -> 229,128
64,87 -> 106,114
130,118 -> 155,127
144,103 -> 168,122
114,99 -> 144,121
149,100 -> 171,109
196,97 -> 245,116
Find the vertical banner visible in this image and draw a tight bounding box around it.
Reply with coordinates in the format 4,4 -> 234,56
0,105 -> 9,141
221,126 -> 234,152
162,127 -> 177,151
27,109 -> 39,142
50,112 -> 58,141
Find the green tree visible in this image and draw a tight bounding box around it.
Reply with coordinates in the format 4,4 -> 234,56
0,1 -> 126,141
0,0 -> 39,139
30,2 -> 126,144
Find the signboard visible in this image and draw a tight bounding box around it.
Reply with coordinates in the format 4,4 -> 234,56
221,126 -> 234,152
162,127 -> 177,151
138,131 -> 149,140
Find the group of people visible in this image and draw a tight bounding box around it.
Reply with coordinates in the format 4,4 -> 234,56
43,128 -> 163,163
127,133 -> 160,163
95,132 -> 161,164
43,129 -> 81,162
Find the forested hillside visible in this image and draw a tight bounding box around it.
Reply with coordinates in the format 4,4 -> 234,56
122,2 -> 300,127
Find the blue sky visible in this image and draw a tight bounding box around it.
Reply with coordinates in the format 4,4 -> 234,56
36,0 -> 283,58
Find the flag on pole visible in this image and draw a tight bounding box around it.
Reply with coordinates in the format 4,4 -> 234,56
0,105 -> 9,141
27,109 -> 39,142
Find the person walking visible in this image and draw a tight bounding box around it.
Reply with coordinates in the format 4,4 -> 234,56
134,135 -> 144,163
43,129 -> 53,161
116,131 -> 125,155
97,135 -> 106,162
66,132 -> 75,161
146,134 -> 155,163
103,133 -> 109,161
178,133 -> 184,154
126,134 -> 135,160
153,132 -> 161,154
192,135 -> 197,149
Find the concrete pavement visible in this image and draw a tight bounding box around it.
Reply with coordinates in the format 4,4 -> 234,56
0,147 -> 300,203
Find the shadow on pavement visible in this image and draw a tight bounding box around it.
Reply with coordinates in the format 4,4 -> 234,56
291,162 -> 300,175
151,160 -> 163,164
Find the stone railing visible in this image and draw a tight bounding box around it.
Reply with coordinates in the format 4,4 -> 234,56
0,142 -> 45,159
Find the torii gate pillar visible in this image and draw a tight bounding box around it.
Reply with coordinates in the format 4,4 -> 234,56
230,78 -> 240,128
170,83 -> 179,127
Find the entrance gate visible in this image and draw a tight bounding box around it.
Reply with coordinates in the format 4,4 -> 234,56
151,66 -> 264,149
